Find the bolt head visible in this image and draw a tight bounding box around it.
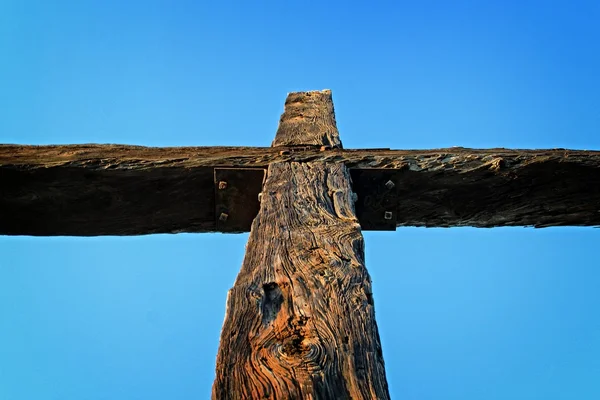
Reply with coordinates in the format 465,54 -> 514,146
218,181 -> 228,190
219,212 -> 229,221
384,211 -> 393,220
385,180 -> 395,190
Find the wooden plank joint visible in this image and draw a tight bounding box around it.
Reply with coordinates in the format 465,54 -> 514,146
212,167 -> 405,233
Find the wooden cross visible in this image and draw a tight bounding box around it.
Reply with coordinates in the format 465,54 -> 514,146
2,90 -> 599,399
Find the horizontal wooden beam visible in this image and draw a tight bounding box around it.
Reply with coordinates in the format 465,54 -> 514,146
1,144 -> 599,235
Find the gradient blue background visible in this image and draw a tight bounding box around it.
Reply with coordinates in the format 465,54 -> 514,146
1,1 -> 599,399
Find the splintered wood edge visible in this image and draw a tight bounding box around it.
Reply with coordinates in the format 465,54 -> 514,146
2,145 -> 598,170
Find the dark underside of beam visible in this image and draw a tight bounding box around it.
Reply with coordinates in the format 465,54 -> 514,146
1,145 -> 599,236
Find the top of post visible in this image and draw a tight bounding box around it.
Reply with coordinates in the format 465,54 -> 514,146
271,89 -> 343,149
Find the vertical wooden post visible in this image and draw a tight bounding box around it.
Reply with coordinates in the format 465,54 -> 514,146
213,91 -> 390,399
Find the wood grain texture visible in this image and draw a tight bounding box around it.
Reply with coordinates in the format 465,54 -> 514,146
212,162 -> 389,399
3,144 -> 598,172
2,145 -> 599,235
214,90 -> 388,399
271,90 -> 342,148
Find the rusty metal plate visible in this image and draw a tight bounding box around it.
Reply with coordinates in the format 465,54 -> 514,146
350,169 -> 400,231
215,168 -> 265,232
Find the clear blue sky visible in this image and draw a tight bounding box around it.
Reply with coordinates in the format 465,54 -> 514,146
1,1 -> 599,399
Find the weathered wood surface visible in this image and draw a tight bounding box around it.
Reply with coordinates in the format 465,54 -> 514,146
214,90 -> 389,399
212,162 -> 389,399
271,90 -> 342,149
6,144 -> 597,172
2,145 -> 599,235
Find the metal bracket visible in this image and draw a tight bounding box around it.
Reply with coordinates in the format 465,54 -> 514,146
215,168 -> 265,232
350,169 -> 399,231
214,167 -> 400,233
